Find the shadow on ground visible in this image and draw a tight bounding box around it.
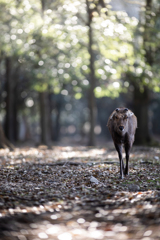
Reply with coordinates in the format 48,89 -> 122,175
0,146 -> 160,239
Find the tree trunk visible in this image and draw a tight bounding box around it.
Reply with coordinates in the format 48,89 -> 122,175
39,91 -> 51,146
13,76 -> 19,142
51,94 -> 62,142
0,123 -> 14,150
132,0 -> 153,145
86,0 -> 97,146
143,0 -> 153,66
133,86 -> 151,145
4,57 -> 15,143
52,107 -> 61,141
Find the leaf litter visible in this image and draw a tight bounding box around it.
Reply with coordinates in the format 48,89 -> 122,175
0,146 -> 160,239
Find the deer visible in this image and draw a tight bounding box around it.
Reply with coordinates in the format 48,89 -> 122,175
107,107 -> 137,179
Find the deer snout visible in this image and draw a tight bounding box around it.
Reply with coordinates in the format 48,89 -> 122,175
119,126 -> 124,131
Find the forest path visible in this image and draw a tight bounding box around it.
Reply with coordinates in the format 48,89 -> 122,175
0,146 -> 160,240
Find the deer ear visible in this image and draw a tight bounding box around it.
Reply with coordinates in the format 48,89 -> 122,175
124,108 -> 128,112
110,110 -> 117,119
127,110 -> 134,117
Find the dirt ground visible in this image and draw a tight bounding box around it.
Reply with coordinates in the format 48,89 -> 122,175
0,144 -> 160,240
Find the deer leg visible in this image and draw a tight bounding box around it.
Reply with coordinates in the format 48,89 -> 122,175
124,144 -> 131,175
115,143 -> 124,179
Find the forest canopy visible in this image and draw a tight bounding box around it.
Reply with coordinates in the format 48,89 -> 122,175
0,0 -> 160,146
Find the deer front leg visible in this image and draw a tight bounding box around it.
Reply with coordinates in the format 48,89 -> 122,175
124,143 -> 131,175
115,143 -> 124,179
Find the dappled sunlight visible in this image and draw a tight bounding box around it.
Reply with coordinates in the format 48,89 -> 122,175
0,189 -> 160,239
1,146 -> 160,167
113,82 -> 120,88
0,147 -> 160,239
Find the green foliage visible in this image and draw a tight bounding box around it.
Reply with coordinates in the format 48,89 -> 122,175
4,0 -> 160,102
123,0 -> 160,92
0,0 -> 140,101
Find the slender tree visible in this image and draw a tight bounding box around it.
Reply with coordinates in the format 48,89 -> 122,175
86,0 -> 97,146
4,57 -> 15,142
131,0 -> 159,144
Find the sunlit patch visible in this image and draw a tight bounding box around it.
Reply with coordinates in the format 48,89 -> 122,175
61,89 -> 68,95
105,231 -> 115,237
72,62 -> 77,67
113,82 -> 120,88
24,0 -> 31,11
88,229 -> 104,239
82,65 -> 88,70
72,80 -> 77,85
58,69 -> 64,74
29,39 -> 36,44
64,73 -> 70,79
29,52 -> 34,57
104,65 -> 111,72
63,4 -> 78,13
90,221 -> 99,228
101,19 -> 111,27
11,35 -> 16,40
50,214 -> 62,220
38,232 -> 48,239
94,125 -> 101,135
83,79 -> 89,85
57,43 -> 64,50
136,67 -> 143,74
77,218 -> 85,224
124,81 -> 129,87
16,39 -> 22,44
83,122 -> 90,133
24,27 -> 30,33
42,29 -> 48,34
30,223 -> 38,229
71,228 -> 82,235
44,227 -> 56,237
104,28 -> 114,36
25,98 -> 34,107
98,69 -> 105,75
95,213 -> 102,218
76,57 -> 82,64
58,232 -> 72,240
65,63 -> 70,68
143,230 -> 152,237
38,61 -> 44,66
131,17 -> 139,26
46,9 -> 52,14
74,93 -> 82,99
115,24 -> 127,34
95,86 -> 102,92
17,29 -> 23,34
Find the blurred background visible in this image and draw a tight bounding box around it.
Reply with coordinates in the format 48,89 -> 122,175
0,0 -> 160,148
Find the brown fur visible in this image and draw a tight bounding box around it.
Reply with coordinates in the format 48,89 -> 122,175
107,107 -> 137,178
